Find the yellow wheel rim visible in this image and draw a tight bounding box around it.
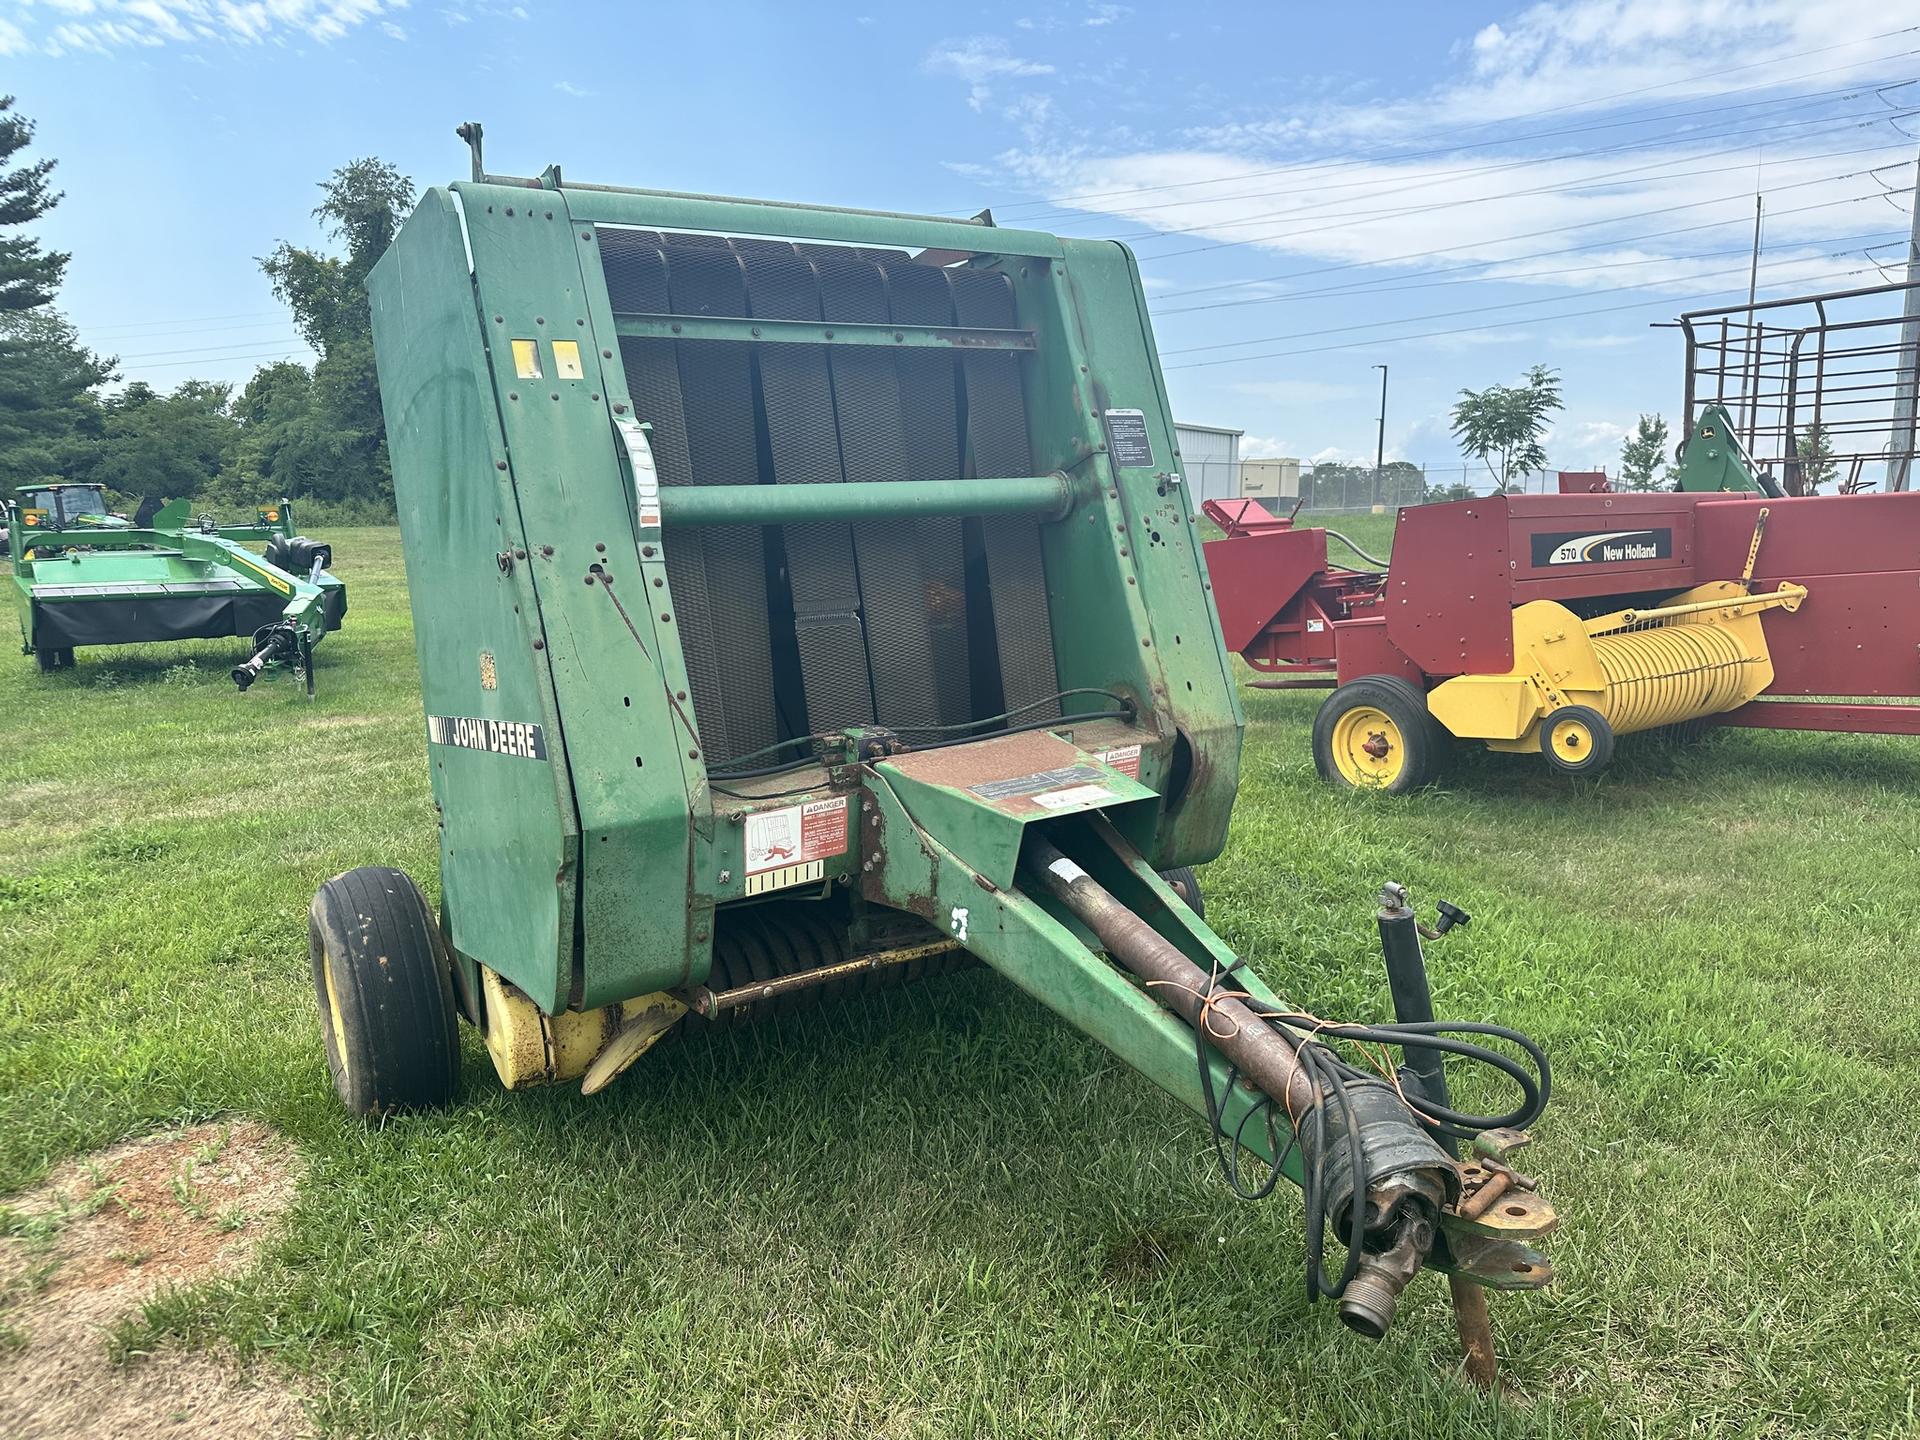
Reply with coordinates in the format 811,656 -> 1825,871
1330,705 -> 1406,788
322,950 -> 350,1083
1548,716 -> 1595,765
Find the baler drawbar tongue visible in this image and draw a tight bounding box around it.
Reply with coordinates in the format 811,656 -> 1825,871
857,733 -> 1552,1340
344,130 -> 1559,1389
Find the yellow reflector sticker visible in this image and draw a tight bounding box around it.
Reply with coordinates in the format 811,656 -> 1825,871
511,338 -> 543,379
551,340 -> 584,380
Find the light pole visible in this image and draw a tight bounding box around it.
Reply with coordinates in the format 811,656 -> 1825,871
1372,364 -> 1389,508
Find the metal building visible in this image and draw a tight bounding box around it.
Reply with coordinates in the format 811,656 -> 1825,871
1174,421 -> 1243,504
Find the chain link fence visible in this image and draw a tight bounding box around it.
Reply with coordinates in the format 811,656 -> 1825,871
1181,458 -> 1581,513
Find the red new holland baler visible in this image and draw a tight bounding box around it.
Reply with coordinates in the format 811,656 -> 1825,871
1203,491 -> 1920,790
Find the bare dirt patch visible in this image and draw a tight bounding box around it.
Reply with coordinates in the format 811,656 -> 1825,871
0,1118 -> 311,1439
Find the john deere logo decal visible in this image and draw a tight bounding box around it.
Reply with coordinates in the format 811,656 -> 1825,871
428,713 -> 548,760
1531,527 -> 1672,567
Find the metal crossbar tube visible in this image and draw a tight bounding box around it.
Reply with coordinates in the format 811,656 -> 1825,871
612,313 -> 1036,352
658,474 -> 1074,526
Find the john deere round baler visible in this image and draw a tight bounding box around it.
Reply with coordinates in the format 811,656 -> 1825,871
311,128 -> 1557,1366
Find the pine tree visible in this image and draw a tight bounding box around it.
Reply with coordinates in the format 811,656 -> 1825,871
0,96 -> 69,313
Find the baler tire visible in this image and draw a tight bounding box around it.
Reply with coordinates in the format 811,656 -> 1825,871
1541,705 -> 1615,777
309,866 -> 460,1117
1314,677 -> 1441,794
1158,866 -> 1206,919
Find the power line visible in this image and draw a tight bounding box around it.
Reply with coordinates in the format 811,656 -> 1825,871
1036,82 -> 1889,231
1151,225 -> 1906,319
110,334 -> 306,362
82,310 -> 283,337
1089,104 -> 1912,245
1148,194 -> 1904,313
1144,162 -> 1914,301
1158,245 -> 1877,359
1134,139 -> 1911,261
944,33 -> 1920,221
120,349 -> 309,372
1162,262 -> 1879,371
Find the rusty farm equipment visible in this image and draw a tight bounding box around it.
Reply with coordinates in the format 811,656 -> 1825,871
302,126 -> 1558,1375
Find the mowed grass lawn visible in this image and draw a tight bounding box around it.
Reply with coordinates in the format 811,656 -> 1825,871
3,517 -> 1918,1438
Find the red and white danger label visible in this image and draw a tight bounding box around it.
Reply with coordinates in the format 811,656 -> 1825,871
1097,744 -> 1142,779
745,795 -> 849,875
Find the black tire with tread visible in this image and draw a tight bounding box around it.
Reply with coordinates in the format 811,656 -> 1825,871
1313,676 -> 1443,794
309,866 -> 460,1116
1540,703 -> 1616,776
1158,866 -> 1206,919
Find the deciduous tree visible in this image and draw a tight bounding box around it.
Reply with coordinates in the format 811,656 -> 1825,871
1618,413 -> 1670,492
1450,365 -> 1563,492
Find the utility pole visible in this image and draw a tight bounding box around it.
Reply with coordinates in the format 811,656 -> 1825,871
1372,364 -> 1389,508
1740,194 -> 1762,450
1888,136 -> 1920,492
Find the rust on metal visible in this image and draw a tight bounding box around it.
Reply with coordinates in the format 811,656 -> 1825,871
684,937 -> 962,1015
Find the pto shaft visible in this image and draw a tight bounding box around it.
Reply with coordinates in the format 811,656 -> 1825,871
1025,837 -> 1315,1117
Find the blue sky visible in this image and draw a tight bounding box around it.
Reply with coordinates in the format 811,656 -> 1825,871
6,0 -> 1920,474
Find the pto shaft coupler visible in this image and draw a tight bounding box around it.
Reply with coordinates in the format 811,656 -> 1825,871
1024,838 -> 1456,1337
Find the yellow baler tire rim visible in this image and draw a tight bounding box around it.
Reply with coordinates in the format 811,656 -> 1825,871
322,950 -> 350,1084
1547,715 -> 1596,764
1330,705 -> 1406,788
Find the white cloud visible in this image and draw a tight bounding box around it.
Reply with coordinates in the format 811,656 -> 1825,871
1553,417 -> 1634,453
1247,0 -> 1920,142
380,19 -> 404,38
924,35 -> 1055,112
8,0 -> 406,52
554,79 -> 592,97
1239,433 -> 1293,458
1084,3 -> 1128,26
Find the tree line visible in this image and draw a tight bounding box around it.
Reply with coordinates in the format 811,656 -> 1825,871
1,94 -> 409,515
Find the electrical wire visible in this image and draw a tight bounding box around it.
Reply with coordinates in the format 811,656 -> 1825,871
1136,139 -> 1911,263
707,695 -> 1138,796
1158,243 -> 1878,359
1085,99 -> 1915,243
936,31 -> 1920,222
1150,211 -> 1906,315
1181,951 -> 1549,1303
1161,261 -> 1881,370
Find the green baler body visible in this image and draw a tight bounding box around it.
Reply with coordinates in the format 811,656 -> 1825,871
368,175 -> 1243,1016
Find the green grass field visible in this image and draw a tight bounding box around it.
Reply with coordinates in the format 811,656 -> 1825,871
3,519 -> 1918,1438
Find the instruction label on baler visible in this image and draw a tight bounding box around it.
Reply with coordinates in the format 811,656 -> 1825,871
1095,744 -> 1141,779
427,714 -> 548,760
1102,409 -> 1156,468
745,795 -> 848,875
969,765 -> 1105,801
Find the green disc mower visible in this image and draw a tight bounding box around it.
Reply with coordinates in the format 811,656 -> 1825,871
313,124 -> 1558,1372
7,484 -> 346,689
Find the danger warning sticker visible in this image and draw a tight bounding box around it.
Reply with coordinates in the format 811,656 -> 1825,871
745,794 -> 849,875
1095,744 -> 1142,779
